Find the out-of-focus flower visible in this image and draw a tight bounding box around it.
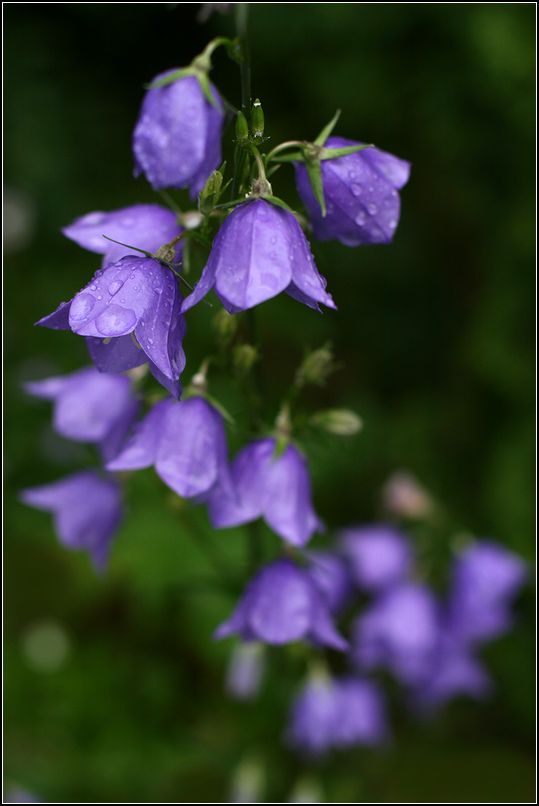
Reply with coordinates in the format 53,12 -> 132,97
107,396 -> 230,499
295,136 -> 410,246
225,642 -> 265,701
62,204 -> 183,267
340,524 -> 412,592
133,72 -> 224,197
207,437 -> 320,547
25,366 -> 139,462
446,540 -> 527,644
215,559 -> 348,650
287,674 -> 388,755
229,757 -> 265,804
411,637 -> 493,711
306,550 -> 354,613
36,255 -> 186,393
20,471 -> 123,570
381,470 -> 433,519
4,788 -> 41,804
181,199 -> 336,314
352,582 -> 440,685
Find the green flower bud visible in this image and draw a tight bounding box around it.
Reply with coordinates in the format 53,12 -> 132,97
251,99 -> 264,138
295,343 -> 336,388
233,343 -> 259,375
198,169 -> 224,214
311,408 -> 363,436
213,308 -> 238,345
235,111 -> 249,142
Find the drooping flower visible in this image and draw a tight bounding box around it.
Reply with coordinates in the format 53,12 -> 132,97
352,582 -> 440,686
225,642 -> 265,701
107,396 -> 230,499
295,136 -> 411,246
20,471 -> 123,570
25,366 -> 139,462
133,72 -> 224,197
306,550 -> 354,613
287,674 -> 388,756
215,559 -> 348,650
181,199 -> 336,314
410,637 -> 493,712
36,255 -> 186,395
207,437 -> 320,547
339,524 -> 412,592
62,204 -> 183,267
446,540 -> 527,644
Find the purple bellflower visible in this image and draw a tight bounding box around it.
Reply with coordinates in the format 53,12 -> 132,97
287,675 -> 388,756
340,524 -> 412,592
207,437 -> 320,547
225,642 -> 265,701
62,204 -> 183,267
25,366 -> 139,463
352,582 -> 440,686
181,199 -> 336,314
107,396 -> 230,499
215,559 -> 348,650
411,636 -> 493,712
36,255 -> 186,397
133,72 -> 224,197
306,550 -> 354,613
295,136 -> 411,246
20,471 -> 123,571
446,540 -> 527,644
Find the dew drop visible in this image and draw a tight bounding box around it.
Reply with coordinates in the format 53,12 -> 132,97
108,280 -> 123,295
351,183 -> 362,197
70,293 -> 95,321
355,212 -> 367,226
95,304 -> 137,336
367,203 -> 378,216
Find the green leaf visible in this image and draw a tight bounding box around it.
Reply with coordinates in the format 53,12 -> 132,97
320,143 -> 374,160
305,158 -> 326,216
196,73 -> 218,107
264,195 -> 294,213
314,109 -> 341,147
267,150 -> 304,164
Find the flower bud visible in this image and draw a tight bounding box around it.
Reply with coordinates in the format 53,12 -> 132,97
233,343 -> 259,375
295,343 -> 335,388
251,98 -> 264,138
198,168 -> 224,214
213,308 -> 238,345
235,110 -> 249,142
311,408 -> 363,436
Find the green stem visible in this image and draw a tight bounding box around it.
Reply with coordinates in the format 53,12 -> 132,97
232,4 -> 252,199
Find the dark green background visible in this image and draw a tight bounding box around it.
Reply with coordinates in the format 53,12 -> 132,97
4,3 -> 535,802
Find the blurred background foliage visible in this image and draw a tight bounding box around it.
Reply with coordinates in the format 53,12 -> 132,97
4,3 -> 535,802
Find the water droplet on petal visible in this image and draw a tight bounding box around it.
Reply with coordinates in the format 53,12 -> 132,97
95,304 -> 137,336
351,183 -> 362,197
70,293 -> 95,321
367,203 -> 378,216
108,280 -> 123,295
355,212 -> 367,226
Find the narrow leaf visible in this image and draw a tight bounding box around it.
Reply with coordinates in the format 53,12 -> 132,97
314,109 -> 341,147
305,159 -> 326,217
146,68 -> 192,90
320,143 -> 374,160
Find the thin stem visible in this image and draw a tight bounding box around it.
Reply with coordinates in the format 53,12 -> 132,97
232,4 -> 251,199
266,140 -> 305,163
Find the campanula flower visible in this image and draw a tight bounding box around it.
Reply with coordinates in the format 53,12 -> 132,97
287,675 -> 388,756
340,524 -> 412,592
107,396 -> 230,499
181,199 -> 336,314
225,642 -> 265,701
62,204 -> 183,267
446,540 -> 527,644
133,73 -> 224,197
352,582 -> 440,686
37,255 -> 186,391
306,550 -> 354,613
25,366 -> 139,463
207,437 -> 320,547
215,559 -> 348,650
295,136 -> 411,246
20,471 -> 123,570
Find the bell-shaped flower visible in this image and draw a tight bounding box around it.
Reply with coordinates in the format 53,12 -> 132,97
133,72 -> 224,197
36,255 -> 186,395
207,437 -> 320,547
339,524 -> 413,592
107,396 -> 230,499
25,366 -> 139,462
295,136 -> 411,246
181,199 -> 336,314
20,471 -> 123,570
215,559 -> 348,650
352,582 -> 440,686
305,550 -> 354,613
410,636 -> 493,712
62,203 -> 183,267
225,642 -> 265,702
287,675 -> 388,756
446,540 -> 527,644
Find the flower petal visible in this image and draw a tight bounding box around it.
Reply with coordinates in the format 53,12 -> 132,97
107,399 -> 173,471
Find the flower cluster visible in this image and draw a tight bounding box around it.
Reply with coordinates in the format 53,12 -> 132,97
21,21 -> 527,770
